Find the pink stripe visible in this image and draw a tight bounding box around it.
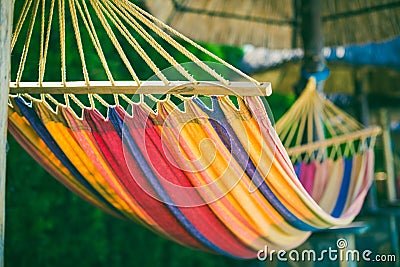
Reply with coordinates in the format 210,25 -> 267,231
299,162 -> 316,195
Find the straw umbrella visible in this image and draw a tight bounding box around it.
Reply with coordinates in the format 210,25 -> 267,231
145,0 -> 400,48
145,0 -> 400,90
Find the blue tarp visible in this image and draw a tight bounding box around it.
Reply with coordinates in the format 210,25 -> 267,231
326,37 -> 400,69
241,36 -> 400,73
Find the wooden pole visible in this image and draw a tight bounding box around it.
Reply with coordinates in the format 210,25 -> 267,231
296,0 -> 326,94
9,81 -> 272,96
354,70 -> 379,212
380,109 -> 397,203
0,0 -> 13,265
297,0 -> 326,147
301,0 -> 324,73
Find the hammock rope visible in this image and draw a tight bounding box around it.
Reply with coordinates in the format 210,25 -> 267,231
275,79 -> 381,216
11,0 -> 268,98
7,0 -> 381,260
276,79 -> 381,162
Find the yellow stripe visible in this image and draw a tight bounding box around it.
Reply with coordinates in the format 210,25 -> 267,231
159,100 -> 309,250
34,103 -> 135,218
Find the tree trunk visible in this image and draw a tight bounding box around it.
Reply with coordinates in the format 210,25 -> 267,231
0,0 -> 13,266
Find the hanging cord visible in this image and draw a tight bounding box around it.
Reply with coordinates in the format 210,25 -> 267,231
68,0 -> 90,85
329,143 -> 342,160
11,0 -> 33,51
113,94 -> 119,107
59,0 -> 66,86
45,93 -> 63,107
145,93 -> 170,103
63,93 -> 70,107
11,0 -> 268,97
322,103 -> 355,135
89,0 -> 141,85
101,0 -> 196,84
343,140 -> 355,158
68,94 -> 87,110
369,135 -> 377,150
21,93 -> 38,102
77,0 -> 115,84
324,98 -> 363,130
279,85 -> 312,148
93,94 -> 111,108
118,93 -> 138,107
276,78 -> 380,159
16,0 -> 40,85
89,0 -> 168,85
124,0 -> 261,86
276,79 -> 314,145
39,0 -> 45,85
118,0 -> 230,85
39,0 -> 56,85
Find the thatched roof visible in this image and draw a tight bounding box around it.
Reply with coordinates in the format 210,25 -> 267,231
251,62 -> 400,100
145,0 -> 400,48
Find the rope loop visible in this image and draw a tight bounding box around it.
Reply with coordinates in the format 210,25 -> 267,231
301,66 -> 330,83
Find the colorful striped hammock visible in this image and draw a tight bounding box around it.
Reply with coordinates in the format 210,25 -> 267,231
8,81 -> 379,258
8,0 -> 381,259
276,78 -> 381,217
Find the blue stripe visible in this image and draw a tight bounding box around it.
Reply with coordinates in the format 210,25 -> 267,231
331,157 -> 353,217
108,107 -> 235,258
195,97 -> 318,231
294,162 -> 301,179
14,98 -> 124,217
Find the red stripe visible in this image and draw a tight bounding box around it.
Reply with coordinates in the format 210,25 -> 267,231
83,107 -> 208,250
118,105 -> 256,258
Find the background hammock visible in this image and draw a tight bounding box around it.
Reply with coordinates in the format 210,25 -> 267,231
7,0 -> 381,260
276,78 -> 381,217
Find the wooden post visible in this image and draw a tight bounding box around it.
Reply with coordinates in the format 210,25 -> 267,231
301,0 -> 325,74
380,109 -> 397,203
295,0 -> 326,95
0,0 -> 13,266
354,70 -> 380,212
297,0 -> 326,147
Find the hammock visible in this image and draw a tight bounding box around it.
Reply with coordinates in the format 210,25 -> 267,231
276,78 -> 381,217
7,0 -> 381,259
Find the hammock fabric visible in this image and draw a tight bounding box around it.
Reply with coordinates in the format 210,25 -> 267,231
8,85 -> 377,259
276,78 -> 381,223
